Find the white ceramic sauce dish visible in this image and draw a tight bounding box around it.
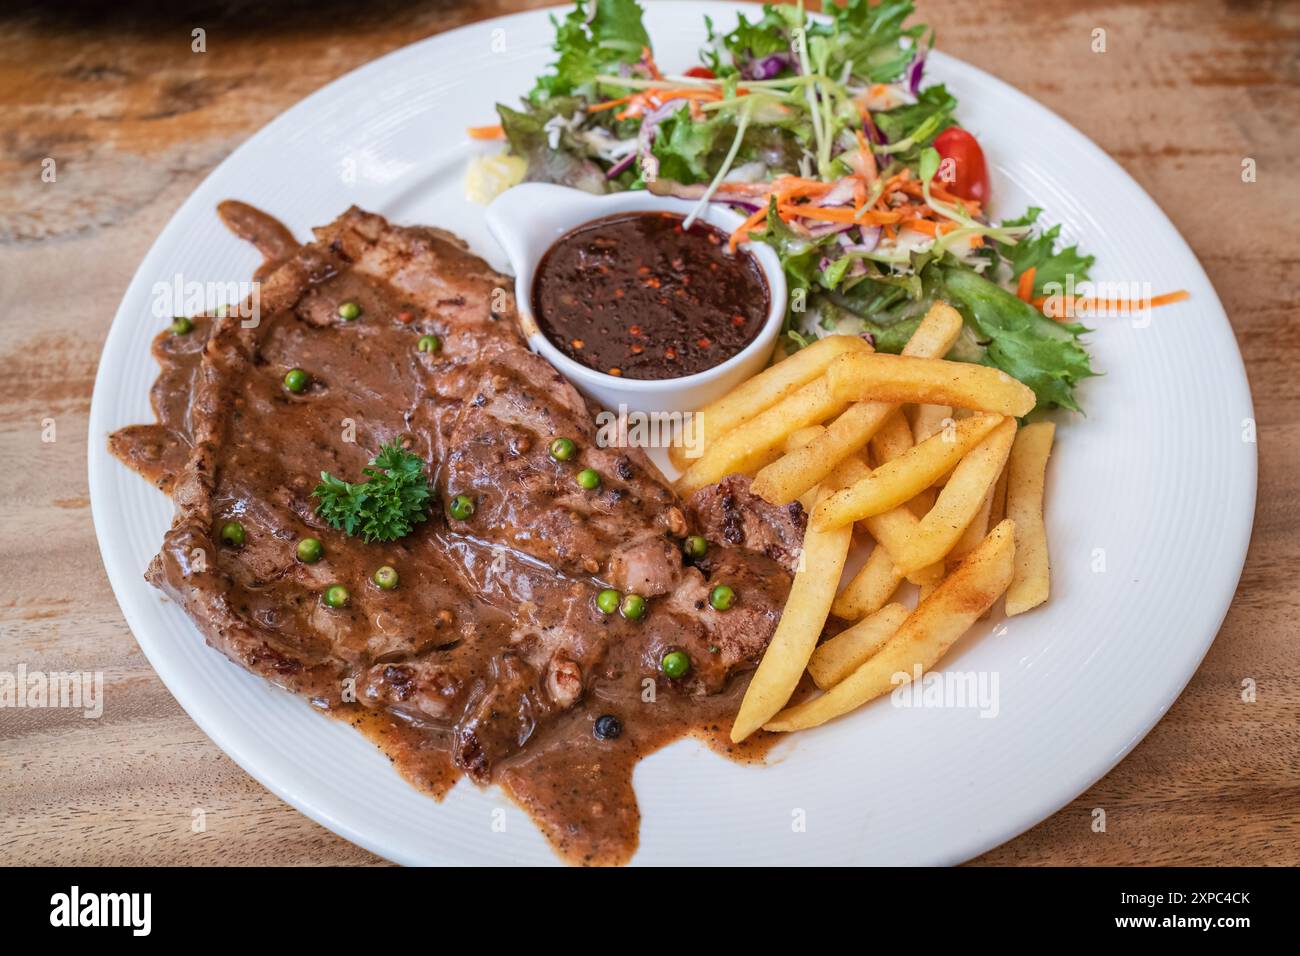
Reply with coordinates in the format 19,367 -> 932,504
485,182 -> 787,415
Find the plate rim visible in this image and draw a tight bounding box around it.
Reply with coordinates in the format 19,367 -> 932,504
87,0 -> 1257,867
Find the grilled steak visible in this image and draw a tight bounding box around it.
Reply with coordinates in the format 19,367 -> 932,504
110,204 -> 796,864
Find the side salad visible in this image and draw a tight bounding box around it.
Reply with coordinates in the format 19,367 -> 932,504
474,0 -> 1186,412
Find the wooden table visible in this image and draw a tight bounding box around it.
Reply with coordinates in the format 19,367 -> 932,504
1,0 -> 1295,866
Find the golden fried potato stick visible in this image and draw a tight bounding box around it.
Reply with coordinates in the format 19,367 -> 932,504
988,459 -> 1010,528
675,378 -> 848,497
868,408 -> 914,465
858,507 -> 944,586
830,543 -> 905,620
1004,422 -> 1056,616
808,603 -> 910,689
910,403 -> 954,444
764,519 -> 1016,732
730,464 -> 857,742
824,449 -> 945,588
749,303 -> 963,505
668,335 -> 871,470
949,485 -> 996,564
890,418 -> 1017,576
811,414 -> 1004,530
827,353 -> 1036,418
784,425 -> 827,453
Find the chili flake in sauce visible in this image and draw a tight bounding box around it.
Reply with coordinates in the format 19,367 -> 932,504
532,212 -> 769,379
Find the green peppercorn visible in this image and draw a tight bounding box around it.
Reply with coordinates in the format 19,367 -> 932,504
283,368 -> 310,393
220,521 -> 245,547
372,565 -> 399,590
549,437 -> 576,461
661,650 -> 691,679
619,593 -> 646,621
595,588 -> 621,615
323,584 -> 350,608
296,537 -> 323,563
684,535 -> 708,560
417,334 -> 441,354
338,301 -> 361,320
709,584 -> 735,611
577,468 -> 601,490
170,316 -> 193,335
449,494 -> 475,521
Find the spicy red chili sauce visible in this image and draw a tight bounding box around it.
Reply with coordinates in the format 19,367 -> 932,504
531,212 -> 770,380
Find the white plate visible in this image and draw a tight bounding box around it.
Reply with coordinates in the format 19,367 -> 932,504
88,2 -> 1255,866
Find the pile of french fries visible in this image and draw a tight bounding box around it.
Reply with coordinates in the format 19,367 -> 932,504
669,303 -> 1056,742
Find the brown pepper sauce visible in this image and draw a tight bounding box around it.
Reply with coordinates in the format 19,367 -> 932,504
110,203 -> 789,867
532,212 -> 769,379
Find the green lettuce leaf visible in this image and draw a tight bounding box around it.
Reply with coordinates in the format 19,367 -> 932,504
755,197 -> 838,294
650,106 -> 734,183
817,0 -> 927,84
712,5 -> 795,69
995,207 -> 1096,297
529,0 -> 650,103
496,98 -> 609,193
938,265 -> 1096,411
872,83 -> 957,166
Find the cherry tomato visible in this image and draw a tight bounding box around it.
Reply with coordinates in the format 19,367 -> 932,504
683,66 -> 716,79
932,127 -> 990,204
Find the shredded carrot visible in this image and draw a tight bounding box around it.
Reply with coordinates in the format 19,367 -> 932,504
587,95 -> 633,113
931,184 -> 982,212
467,125 -> 504,140
898,218 -> 959,236
1030,289 -> 1191,319
778,203 -> 903,225
1016,266 -> 1036,302
770,176 -> 835,199
729,204 -> 772,251
851,129 -> 879,183
642,46 -> 663,81
609,86 -> 724,120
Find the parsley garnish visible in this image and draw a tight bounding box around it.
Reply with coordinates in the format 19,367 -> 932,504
313,442 -> 433,543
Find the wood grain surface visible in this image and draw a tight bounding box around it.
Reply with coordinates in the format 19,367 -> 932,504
1,0 -> 1296,866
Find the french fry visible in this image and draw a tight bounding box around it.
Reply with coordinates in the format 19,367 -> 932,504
749,303 -> 963,504
891,418 -> 1017,575
787,426 -> 827,510
808,603 -> 910,689
784,425 -> 826,453
911,403 -> 953,444
906,486 -> 937,518
854,414 -> 944,586
730,467 -> 856,742
764,519 -> 1017,732
668,335 -> 870,470
811,414 -> 1004,530
988,458 -> 1010,527
828,353 -> 1037,418
736,417 -> 824,480
858,507 -> 944,585
949,485 -> 995,563
675,378 -> 848,497
868,408 -> 914,464
831,456 -> 943,586
1004,422 -> 1055,616
830,543 -> 904,620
